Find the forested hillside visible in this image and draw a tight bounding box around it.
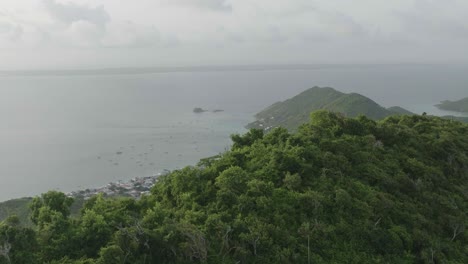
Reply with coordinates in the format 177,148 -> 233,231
247,87 -> 468,131
1,111 -> 467,263
246,87 -> 413,131
0,198 -> 33,227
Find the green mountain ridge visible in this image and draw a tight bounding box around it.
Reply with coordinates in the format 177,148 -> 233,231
436,97 -> 468,113
248,86 -> 468,131
247,86 -> 414,131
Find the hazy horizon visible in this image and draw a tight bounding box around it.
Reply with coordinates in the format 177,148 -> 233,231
2,62 -> 468,75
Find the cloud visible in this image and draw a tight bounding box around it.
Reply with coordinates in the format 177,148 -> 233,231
40,1 -> 168,48
64,20 -> 103,47
207,3 -> 368,47
0,21 -> 23,42
318,11 -> 366,38
102,21 -> 163,48
394,0 -> 468,41
43,0 -> 110,28
1,0 -> 468,69
162,0 -> 232,12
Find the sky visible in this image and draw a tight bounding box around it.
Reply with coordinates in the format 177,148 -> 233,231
0,0 -> 467,69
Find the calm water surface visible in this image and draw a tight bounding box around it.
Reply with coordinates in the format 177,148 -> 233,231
1,65 -> 467,201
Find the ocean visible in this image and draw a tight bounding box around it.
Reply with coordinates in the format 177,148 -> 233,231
1,64 -> 467,201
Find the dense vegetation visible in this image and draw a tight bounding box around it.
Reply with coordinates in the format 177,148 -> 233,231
441,115 -> 468,124
0,198 -> 85,228
437,97 -> 468,113
246,87 -> 414,131
0,198 -> 33,227
1,111 -> 467,263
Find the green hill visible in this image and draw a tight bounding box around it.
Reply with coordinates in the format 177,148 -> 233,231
436,97 -> 468,112
247,87 -> 413,131
1,112 -> 467,263
0,197 -> 33,226
0,196 -> 85,227
387,106 -> 414,115
441,115 -> 468,123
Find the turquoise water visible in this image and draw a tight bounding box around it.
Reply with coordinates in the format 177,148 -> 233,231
1,65 -> 467,201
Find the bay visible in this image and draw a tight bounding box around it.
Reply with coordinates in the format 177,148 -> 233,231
1,64 -> 467,201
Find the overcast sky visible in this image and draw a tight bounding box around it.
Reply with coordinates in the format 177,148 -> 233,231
1,0 -> 467,69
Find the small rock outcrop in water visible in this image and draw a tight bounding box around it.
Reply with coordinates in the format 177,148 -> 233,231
193,107 -> 224,113
193,108 -> 224,113
193,107 -> 207,113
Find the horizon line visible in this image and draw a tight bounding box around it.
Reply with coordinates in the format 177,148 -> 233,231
0,62 -> 465,77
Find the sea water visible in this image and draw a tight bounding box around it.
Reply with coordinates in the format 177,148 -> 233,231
1,64 -> 467,201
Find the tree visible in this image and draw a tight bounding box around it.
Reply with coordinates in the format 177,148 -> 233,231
0,216 -> 38,264
97,245 -> 124,264
30,191 -> 74,226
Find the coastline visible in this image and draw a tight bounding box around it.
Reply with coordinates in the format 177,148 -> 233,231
0,171 -> 171,224
65,171 -> 169,200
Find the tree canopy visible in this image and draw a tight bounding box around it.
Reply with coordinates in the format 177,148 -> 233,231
1,111 -> 467,263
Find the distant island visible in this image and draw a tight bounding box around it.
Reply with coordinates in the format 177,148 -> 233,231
246,86 -> 414,131
436,97 -> 468,113
247,86 -> 468,131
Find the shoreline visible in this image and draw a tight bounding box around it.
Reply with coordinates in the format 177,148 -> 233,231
0,170 -> 172,205
66,170 -> 171,200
